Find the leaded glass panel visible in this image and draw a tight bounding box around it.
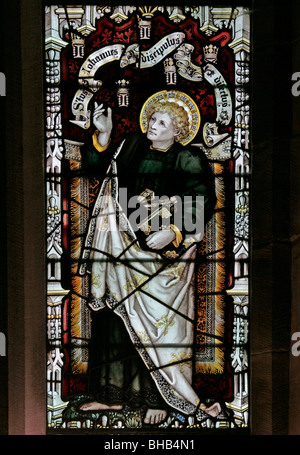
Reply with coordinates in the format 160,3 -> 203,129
45,4 -> 250,432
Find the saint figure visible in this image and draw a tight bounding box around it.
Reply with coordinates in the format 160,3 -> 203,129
78,91 -> 221,425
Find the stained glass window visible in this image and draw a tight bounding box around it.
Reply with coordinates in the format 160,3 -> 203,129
46,5 -> 250,432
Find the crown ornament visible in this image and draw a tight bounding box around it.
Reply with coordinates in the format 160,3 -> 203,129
138,6 -> 158,19
164,58 -> 177,85
203,44 -> 219,64
116,79 -> 130,107
71,33 -> 85,59
137,6 -> 158,39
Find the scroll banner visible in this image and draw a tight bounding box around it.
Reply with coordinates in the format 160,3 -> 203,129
173,43 -> 203,81
70,44 -> 125,128
70,33 -> 232,130
203,64 -> 232,126
121,32 -> 185,68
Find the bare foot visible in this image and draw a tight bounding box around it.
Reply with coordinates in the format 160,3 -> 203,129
79,401 -> 123,412
144,409 -> 167,425
200,402 -> 222,418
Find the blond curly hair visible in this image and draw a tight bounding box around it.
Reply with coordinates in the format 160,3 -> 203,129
146,102 -> 190,143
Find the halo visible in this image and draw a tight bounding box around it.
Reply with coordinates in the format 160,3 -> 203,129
139,90 -> 201,146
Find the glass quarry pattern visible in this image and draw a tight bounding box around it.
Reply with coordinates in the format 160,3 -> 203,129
45,5 -> 250,432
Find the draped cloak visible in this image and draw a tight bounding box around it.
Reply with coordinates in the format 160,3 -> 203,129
79,133 -> 216,419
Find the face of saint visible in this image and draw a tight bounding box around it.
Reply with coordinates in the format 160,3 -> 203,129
147,111 -> 179,149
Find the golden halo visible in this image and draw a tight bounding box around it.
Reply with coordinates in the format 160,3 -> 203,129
139,90 -> 201,146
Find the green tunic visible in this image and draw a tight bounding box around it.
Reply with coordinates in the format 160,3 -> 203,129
83,132 -> 216,236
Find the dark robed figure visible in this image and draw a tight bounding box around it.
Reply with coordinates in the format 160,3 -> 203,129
78,96 -> 220,424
